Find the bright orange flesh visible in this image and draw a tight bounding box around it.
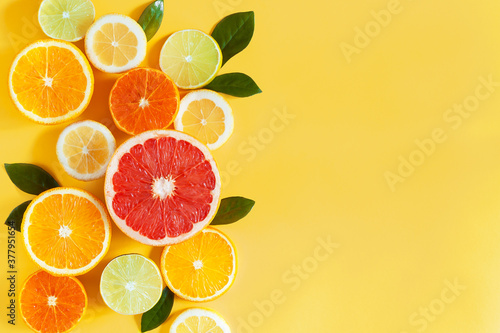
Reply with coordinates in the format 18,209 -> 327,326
20,270 -> 87,333
109,68 -> 179,135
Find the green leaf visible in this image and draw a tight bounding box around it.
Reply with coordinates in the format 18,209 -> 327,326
211,197 -> 255,225
205,73 -> 262,97
4,163 -> 59,195
138,0 -> 164,41
141,287 -> 174,332
5,200 -> 31,232
211,11 -> 255,66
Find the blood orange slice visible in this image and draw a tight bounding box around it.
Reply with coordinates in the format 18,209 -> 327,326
104,130 -> 221,246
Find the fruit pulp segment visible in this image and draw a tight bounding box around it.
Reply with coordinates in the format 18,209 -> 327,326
28,194 -> 106,269
63,126 -> 110,174
177,316 -> 223,333
164,231 -> 233,298
112,137 -> 216,239
93,23 -> 138,66
39,0 -> 94,41
110,69 -> 178,133
182,99 -> 226,145
11,46 -> 87,116
161,31 -> 220,87
21,271 -> 86,332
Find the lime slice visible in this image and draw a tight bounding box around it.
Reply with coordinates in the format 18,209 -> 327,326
100,254 -> 163,315
38,0 -> 95,42
159,29 -> 222,89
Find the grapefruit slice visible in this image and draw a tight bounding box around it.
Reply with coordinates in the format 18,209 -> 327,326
104,130 -> 221,246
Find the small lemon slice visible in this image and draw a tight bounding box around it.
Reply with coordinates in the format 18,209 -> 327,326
170,308 -> 231,333
160,29 -> 222,89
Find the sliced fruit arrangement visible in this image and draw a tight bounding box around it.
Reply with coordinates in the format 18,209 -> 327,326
85,14 -> 147,73
22,187 -> 111,276
170,308 -> 231,333
175,89 -> 234,150
57,120 -> 116,181
161,227 -> 237,302
38,0 -> 95,42
8,40 -> 94,125
100,254 -> 163,315
20,270 -> 87,333
109,68 -> 179,135
104,130 -> 221,246
160,29 -> 222,89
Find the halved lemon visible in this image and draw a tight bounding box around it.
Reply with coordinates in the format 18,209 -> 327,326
100,254 -> 163,315
38,0 -> 95,42
174,89 -> 234,150
56,120 -> 116,181
159,29 -> 222,89
85,14 -> 147,73
170,308 -> 231,333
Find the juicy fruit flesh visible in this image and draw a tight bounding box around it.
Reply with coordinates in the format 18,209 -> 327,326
20,270 -> 86,333
161,30 -> 220,87
176,316 -> 224,333
100,255 -> 162,314
11,45 -> 88,117
181,99 -> 226,145
163,230 -> 234,299
93,22 -> 138,67
28,193 -> 106,270
110,69 -> 179,134
63,125 -> 110,174
112,137 -> 216,240
39,0 -> 94,41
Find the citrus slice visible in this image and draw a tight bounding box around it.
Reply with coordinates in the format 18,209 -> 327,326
174,90 -> 234,150
160,227 -> 237,301
56,120 -> 116,181
20,270 -> 87,333
23,187 -> 112,276
85,14 -> 147,73
159,29 -> 222,89
109,68 -> 180,135
38,0 -> 95,42
8,40 -> 93,124
104,130 -> 221,246
170,308 -> 231,333
100,254 -> 163,315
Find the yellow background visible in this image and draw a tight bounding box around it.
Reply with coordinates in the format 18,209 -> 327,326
2,0 -> 500,332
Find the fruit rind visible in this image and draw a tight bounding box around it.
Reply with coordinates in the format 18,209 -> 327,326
22,187 -> 112,276
104,129 -> 221,246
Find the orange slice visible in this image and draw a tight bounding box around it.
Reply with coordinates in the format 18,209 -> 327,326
56,120 -> 116,181
109,68 -> 180,135
8,40 -> 94,124
160,227 -> 237,301
170,308 -> 231,333
20,270 -> 87,333
85,14 -> 147,73
22,187 -> 112,276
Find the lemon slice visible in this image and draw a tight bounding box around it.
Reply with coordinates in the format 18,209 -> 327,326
174,90 -> 234,150
160,29 -> 222,89
170,308 -> 231,333
38,0 -> 95,42
56,120 -> 116,181
100,254 -> 163,315
85,14 -> 147,73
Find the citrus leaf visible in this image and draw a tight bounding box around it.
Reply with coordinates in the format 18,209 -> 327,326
4,163 -> 59,195
138,0 -> 164,41
211,11 -> 254,66
211,197 -> 255,225
141,287 -> 174,332
205,73 -> 262,97
4,200 -> 31,232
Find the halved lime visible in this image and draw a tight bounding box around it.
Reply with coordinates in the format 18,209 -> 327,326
159,29 -> 222,89
38,0 -> 95,42
100,254 -> 163,315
